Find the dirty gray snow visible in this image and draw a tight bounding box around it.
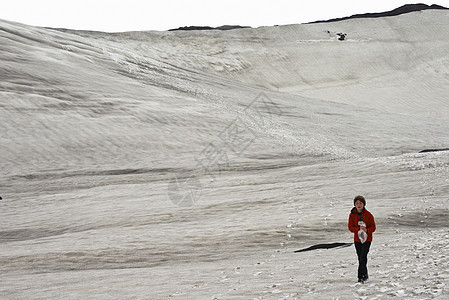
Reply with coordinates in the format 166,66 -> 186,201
1,9 -> 449,299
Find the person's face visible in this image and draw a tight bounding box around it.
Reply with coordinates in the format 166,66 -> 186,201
355,200 -> 364,212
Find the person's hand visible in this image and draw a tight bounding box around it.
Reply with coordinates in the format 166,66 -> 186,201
360,226 -> 367,233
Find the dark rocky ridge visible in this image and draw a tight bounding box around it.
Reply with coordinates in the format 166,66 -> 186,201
168,25 -> 250,31
168,4 -> 448,31
310,3 -> 448,24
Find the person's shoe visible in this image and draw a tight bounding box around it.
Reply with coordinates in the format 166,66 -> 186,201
358,278 -> 362,283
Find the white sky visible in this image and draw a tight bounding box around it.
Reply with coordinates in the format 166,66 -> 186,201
1,0 -> 448,32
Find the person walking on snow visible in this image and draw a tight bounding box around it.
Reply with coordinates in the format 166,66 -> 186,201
348,195 -> 376,283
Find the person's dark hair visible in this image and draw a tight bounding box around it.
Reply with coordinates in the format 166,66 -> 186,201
354,195 -> 366,206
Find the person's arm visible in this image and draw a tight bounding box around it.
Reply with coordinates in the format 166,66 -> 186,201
348,214 -> 359,233
366,213 -> 376,234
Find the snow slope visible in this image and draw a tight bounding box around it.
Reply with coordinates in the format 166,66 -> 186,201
1,9 -> 448,299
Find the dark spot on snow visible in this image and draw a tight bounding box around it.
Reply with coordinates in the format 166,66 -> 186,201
294,242 -> 353,252
419,148 -> 449,153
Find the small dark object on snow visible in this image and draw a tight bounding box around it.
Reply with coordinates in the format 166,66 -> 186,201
337,33 -> 347,41
294,242 -> 353,252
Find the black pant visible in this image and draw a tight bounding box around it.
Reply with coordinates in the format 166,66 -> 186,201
354,241 -> 371,280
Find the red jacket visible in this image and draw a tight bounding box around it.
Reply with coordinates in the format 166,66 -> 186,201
348,207 -> 376,242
